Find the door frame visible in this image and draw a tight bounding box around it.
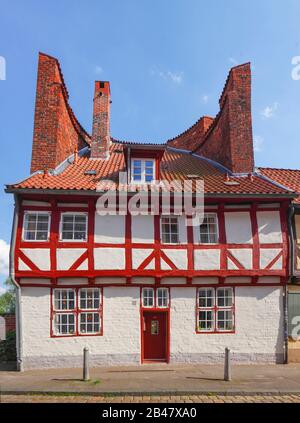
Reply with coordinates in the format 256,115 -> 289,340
140,309 -> 170,364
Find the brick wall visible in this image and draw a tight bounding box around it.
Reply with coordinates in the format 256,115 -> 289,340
167,116 -> 214,151
195,63 -> 254,174
30,53 -> 90,173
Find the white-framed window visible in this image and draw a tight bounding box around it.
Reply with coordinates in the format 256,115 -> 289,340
22,211 -> 50,241
131,159 -> 155,183
157,287 -> 169,308
199,213 -> 219,244
141,287 -> 169,308
142,288 -> 154,308
53,288 -> 76,311
59,213 -> 88,241
79,312 -> 101,335
216,288 -> 234,332
79,288 -> 101,310
197,287 -> 234,333
53,288 -> 76,336
52,288 -> 102,336
54,313 -> 76,336
161,216 -> 179,244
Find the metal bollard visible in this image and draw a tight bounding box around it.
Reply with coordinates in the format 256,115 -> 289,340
83,347 -> 90,381
224,347 -> 231,381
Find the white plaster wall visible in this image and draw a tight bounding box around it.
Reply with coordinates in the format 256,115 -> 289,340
162,249 -> 187,270
170,285 -> 284,363
20,249 -> 50,271
194,249 -> 220,270
94,248 -> 125,270
94,215 -> 125,244
257,211 -> 282,244
225,212 -> 253,244
132,249 -> 154,269
260,249 -> 282,270
57,249 -> 86,271
131,215 -> 154,243
21,286 -> 140,367
228,249 -> 253,269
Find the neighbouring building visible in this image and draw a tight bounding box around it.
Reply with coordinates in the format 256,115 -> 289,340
5,53 -> 297,370
259,168 -> 300,362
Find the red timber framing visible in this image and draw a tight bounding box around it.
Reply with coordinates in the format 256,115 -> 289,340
140,287 -> 170,363
15,194 -> 290,288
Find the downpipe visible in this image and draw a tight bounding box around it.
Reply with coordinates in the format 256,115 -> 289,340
284,204 -> 295,364
9,194 -> 23,371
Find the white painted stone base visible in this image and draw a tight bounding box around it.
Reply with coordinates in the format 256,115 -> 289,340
20,284 -> 284,370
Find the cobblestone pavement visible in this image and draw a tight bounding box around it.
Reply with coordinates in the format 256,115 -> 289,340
2,394 -> 300,403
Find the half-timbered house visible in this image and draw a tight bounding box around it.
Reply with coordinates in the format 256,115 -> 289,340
5,53 -> 296,370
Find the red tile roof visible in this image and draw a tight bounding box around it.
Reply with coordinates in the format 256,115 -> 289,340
260,168 -> 300,203
5,142 -> 295,198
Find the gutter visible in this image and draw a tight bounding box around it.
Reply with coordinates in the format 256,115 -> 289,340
4,187 -> 296,199
9,193 -> 23,371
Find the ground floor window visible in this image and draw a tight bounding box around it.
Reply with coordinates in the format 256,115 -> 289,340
196,287 -> 235,333
52,287 -> 102,337
141,287 -> 170,309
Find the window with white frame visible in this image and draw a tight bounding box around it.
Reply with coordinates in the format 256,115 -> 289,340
131,159 -> 155,183
197,287 -> 234,333
199,213 -> 219,244
60,213 -> 88,241
23,212 -> 50,241
142,288 -> 154,308
142,287 -> 169,308
52,288 -> 102,336
161,216 -> 179,244
157,287 -> 169,308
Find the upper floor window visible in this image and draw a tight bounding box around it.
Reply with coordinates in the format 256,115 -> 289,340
131,159 -> 155,183
60,213 -> 88,241
161,216 -> 179,244
199,213 -> 219,244
23,212 -> 50,241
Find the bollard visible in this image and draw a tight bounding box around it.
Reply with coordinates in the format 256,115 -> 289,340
83,347 -> 90,381
224,347 -> 231,381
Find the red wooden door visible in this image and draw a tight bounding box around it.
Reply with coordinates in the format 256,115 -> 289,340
143,311 -> 167,361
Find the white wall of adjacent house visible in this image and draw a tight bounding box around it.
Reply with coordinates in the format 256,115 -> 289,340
20,283 -> 284,369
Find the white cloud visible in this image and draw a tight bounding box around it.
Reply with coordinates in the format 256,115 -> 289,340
150,67 -> 184,84
253,135 -> 264,152
201,94 -> 209,104
0,286 -> 6,295
0,239 -> 9,276
94,65 -> 103,75
260,102 -> 279,119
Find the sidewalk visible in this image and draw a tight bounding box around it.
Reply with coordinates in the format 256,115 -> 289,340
2,363 -> 300,395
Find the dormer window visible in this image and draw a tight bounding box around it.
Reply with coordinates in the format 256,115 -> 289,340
131,159 -> 155,183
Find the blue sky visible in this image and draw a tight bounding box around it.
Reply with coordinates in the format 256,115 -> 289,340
1,0 -> 300,289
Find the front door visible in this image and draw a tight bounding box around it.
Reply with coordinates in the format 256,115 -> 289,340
142,311 -> 167,362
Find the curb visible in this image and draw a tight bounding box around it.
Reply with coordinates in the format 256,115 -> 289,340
2,390 -> 300,397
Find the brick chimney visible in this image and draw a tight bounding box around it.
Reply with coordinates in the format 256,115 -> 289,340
195,63 -> 254,174
30,53 -> 89,174
90,81 -> 111,159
